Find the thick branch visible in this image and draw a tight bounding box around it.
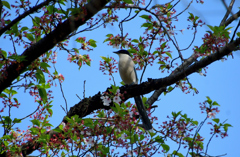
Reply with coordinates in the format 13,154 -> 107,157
0,0 -> 55,36
0,0 -> 109,94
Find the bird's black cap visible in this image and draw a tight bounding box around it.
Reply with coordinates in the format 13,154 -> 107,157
113,49 -> 131,56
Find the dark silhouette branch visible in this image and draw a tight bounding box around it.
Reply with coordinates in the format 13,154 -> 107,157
16,37 -> 240,157
222,10 -> 240,27
220,0 -> 235,27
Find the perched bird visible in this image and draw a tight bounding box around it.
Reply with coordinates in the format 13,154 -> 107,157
113,49 -> 153,130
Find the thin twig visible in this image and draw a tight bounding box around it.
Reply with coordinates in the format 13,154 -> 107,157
83,80 -> 86,99
205,133 -> 215,155
76,94 -> 82,100
59,81 -> 68,114
230,19 -> 240,43
220,0 -> 235,26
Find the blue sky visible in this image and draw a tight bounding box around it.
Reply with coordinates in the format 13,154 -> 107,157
1,0 -> 240,156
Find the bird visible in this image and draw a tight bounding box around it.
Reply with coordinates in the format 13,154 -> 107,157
113,49 -> 153,131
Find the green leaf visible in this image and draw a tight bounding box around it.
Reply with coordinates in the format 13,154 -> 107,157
2,1 -> 11,9
123,0 -> 133,4
84,118 -> 94,128
3,116 -> 12,124
36,69 -> 45,84
172,151 -> 184,157
13,118 -> 21,123
212,118 -> 219,124
11,23 -> 19,36
97,110 -> 105,118
40,62 -> 50,72
141,23 -> 153,28
161,143 -> 170,153
192,120 -> 198,125
11,90 -> 17,95
26,33 -> 34,41
223,123 -> 232,132
38,87 -> 47,103
167,86 -> 173,91
237,32 -> 240,37
31,119 -> 41,127
89,39 -> 97,47
212,101 -> 220,106
158,61 -> 165,64
131,39 -> 139,43
53,128 -> 62,133
21,26 -> 29,31
0,93 -> 7,98
165,52 -> 172,58
8,54 -> 26,61
106,34 -> 113,37
3,88 -> 10,94
140,15 -> 151,21
113,102 -> 121,112
155,135 -> 164,143
0,50 -> 7,58
43,123 -> 53,127
206,96 -> 212,105
40,128 -> 46,134
47,108 -> 53,115
75,37 -> 85,43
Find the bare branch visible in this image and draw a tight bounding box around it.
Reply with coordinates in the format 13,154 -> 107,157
222,10 -> 240,27
220,0 -> 235,26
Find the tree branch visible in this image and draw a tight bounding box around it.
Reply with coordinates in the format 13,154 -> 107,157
220,0 -> 235,27
16,37 -> 240,156
222,10 -> 240,27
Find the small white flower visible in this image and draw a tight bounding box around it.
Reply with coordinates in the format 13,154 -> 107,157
208,112 -> 216,118
180,29 -> 185,34
167,29 -> 174,36
116,89 -> 120,94
199,72 -> 204,76
101,95 -> 112,106
113,96 -> 121,104
121,133 -> 127,139
113,44 -> 119,49
86,131 -> 91,136
221,58 -> 224,62
84,137 -> 95,146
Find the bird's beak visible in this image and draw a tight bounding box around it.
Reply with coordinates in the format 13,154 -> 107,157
113,51 -> 118,54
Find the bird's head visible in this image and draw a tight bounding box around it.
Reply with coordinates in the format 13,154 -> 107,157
113,49 -> 131,56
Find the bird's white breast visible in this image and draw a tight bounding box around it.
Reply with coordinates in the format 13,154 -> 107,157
118,54 -> 137,85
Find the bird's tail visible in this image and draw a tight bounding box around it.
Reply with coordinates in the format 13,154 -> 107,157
134,96 -> 152,130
